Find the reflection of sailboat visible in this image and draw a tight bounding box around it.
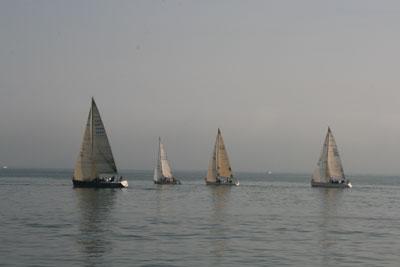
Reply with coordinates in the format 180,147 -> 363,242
311,127 -> 352,188
315,189 -> 343,264
74,188 -> 116,265
205,129 -> 239,186
72,98 -> 128,188
153,137 -> 181,185
208,186 -> 231,260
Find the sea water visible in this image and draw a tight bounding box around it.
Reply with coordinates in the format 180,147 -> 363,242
0,169 -> 399,266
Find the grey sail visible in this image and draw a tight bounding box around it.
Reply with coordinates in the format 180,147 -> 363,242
91,100 -> 117,175
73,99 -> 117,181
312,127 -> 345,182
206,134 -> 218,183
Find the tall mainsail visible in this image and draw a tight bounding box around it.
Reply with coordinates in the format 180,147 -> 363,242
312,128 -> 345,182
159,139 -> 173,179
206,129 -> 233,182
73,98 -> 117,181
91,100 -> 117,175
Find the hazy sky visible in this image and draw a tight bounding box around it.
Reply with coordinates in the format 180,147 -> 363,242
1,0 -> 400,174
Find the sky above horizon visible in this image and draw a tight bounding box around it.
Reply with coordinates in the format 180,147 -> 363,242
1,0 -> 400,174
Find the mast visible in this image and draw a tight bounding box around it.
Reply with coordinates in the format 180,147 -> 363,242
155,137 -> 161,181
216,128 -> 220,176
90,98 -> 96,178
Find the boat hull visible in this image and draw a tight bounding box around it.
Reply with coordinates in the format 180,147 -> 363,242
154,179 -> 181,185
72,179 -> 128,188
311,180 -> 352,188
205,180 -> 239,186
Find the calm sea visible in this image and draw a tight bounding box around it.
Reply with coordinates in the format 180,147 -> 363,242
0,169 -> 399,267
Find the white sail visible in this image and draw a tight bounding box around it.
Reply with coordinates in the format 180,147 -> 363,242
312,127 -> 345,182
73,98 -> 118,181
154,137 -> 174,182
73,111 -> 94,181
160,142 -> 173,179
153,167 -> 159,182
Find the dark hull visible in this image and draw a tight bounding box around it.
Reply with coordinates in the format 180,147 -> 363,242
205,179 -> 239,186
72,179 -> 126,188
311,180 -> 351,188
154,179 -> 181,185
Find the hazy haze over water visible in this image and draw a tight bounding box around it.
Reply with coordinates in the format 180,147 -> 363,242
1,1 -> 400,174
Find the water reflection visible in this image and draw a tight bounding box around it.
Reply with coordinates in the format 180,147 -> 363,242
315,188 -> 344,265
208,186 -> 232,264
74,188 -> 117,267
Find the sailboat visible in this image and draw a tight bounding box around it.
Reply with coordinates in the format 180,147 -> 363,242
205,128 -> 239,186
311,127 -> 352,188
153,137 -> 181,185
72,98 -> 128,188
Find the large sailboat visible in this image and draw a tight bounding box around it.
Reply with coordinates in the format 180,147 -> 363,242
311,127 -> 352,188
72,98 -> 128,188
153,138 -> 181,185
205,129 -> 239,186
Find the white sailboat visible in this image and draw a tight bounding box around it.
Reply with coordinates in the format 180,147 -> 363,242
153,137 -> 181,185
72,98 -> 128,188
311,127 -> 352,188
205,128 -> 239,186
